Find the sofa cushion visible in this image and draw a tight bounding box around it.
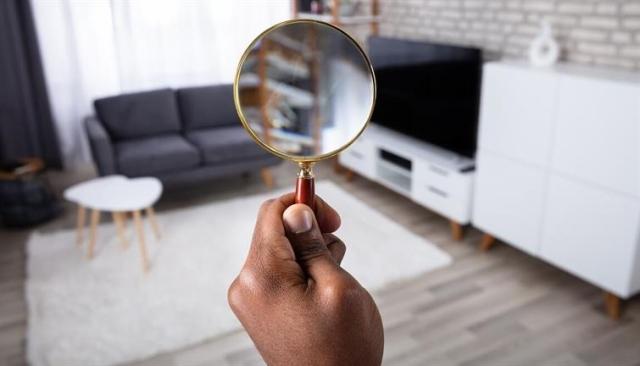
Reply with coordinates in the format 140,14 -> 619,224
94,88 -> 181,140
186,127 -> 267,165
115,134 -> 200,176
176,85 -> 238,130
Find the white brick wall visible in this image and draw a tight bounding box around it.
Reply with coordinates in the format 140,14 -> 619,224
378,0 -> 640,70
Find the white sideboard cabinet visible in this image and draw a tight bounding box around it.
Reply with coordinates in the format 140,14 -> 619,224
473,61 -> 640,319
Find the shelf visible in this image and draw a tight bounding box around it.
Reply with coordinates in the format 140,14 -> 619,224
245,53 -> 310,79
239,73 -> 313,108
376,162 -> 411,194
243,107 -> 294,129
377,159 -> 412,178
266,53 -> 309,78
248,122 -> 315,146
268,32 -> 307,53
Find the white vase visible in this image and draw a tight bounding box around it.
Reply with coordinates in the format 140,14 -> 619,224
529,20 -> 560,67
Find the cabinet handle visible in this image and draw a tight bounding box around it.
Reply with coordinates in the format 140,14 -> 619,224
349,150 -> 363,160
428,186 -> 448,198
429,165 -> 449,176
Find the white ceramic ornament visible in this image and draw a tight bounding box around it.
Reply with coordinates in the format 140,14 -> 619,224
529,20 -> 560,67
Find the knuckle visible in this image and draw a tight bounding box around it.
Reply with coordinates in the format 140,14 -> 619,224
238,269 -> 266,293
258,199 -> 276,212
227,269 -> 266,310
334,240 -> 346,252
324,233 -> 345,247
227,277 -> 244,311
324,234 -> 346,256
332,241 -> 347,258
319,275 -> 363,308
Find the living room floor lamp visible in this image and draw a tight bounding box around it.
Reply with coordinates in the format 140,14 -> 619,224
234,19 -> 376,208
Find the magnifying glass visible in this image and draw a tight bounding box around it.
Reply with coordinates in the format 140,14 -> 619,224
234,19 -> 376,209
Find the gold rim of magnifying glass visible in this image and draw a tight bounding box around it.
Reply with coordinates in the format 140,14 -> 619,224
233,18 -> 377,164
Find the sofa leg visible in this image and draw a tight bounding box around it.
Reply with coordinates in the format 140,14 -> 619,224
260,168 -> 274,189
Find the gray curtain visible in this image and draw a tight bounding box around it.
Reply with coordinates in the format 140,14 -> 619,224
0,0 -> 61,168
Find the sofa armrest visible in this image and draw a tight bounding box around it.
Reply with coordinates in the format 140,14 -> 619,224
85,116 -> 117,176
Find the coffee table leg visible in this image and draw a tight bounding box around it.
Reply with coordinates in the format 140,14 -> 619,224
112,212 -> 128,249
146,207 -> 161,240
76,205 -> 86,247
133,210 -> 149,273
87,209 -> 100,259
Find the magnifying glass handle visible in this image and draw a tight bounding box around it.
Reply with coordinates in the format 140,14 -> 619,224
295,176 -> 315,211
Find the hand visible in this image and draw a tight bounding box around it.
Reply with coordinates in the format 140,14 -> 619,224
228,194 -> 384,366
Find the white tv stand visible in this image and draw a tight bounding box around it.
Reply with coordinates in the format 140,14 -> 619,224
339,124 -> 475,239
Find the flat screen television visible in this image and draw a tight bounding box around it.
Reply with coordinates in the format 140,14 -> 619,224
368,36 -> 482,158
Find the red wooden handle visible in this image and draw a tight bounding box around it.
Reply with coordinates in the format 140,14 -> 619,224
295,176 -> 315,210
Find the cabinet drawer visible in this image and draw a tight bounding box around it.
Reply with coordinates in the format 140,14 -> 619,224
339,139 -> 375,178
413,181 -> 457,220
539,175 -> 640,297
412,174 -> 472,223
414,160 -> 455,189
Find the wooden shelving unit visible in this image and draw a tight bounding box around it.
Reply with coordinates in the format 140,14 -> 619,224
293,0 -> 380,35
293,0 -> 379,169
238,29 -> 322,155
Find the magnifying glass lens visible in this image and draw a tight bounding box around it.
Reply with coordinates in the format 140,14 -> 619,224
235,20 -> 376,207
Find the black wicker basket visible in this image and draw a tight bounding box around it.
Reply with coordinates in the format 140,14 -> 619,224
0,161 -> 60,227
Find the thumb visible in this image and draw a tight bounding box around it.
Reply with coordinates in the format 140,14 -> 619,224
283,204 -> 340,281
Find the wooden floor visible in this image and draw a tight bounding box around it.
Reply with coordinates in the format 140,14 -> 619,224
1,161 -> 639,366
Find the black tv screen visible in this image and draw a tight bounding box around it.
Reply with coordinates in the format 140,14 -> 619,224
368,37 -> 482,158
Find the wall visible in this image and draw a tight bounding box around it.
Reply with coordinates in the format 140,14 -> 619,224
378,0 -> 640,70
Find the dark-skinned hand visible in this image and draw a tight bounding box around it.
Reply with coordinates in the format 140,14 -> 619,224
228,193 -> 384,366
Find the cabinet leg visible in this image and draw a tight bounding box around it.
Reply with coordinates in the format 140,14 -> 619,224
480,233 -> 496,252
449,221 -> 463,241
345,169 -> 355,182
604,292 -> 621,320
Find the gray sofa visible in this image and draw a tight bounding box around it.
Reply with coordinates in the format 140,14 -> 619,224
85,85 -> 279,189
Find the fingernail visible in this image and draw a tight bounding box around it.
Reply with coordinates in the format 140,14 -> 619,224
283,205 -> 313,234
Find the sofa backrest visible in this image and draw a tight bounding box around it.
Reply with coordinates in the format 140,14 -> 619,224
94,88 -> 181,140
176,84 -> 238,130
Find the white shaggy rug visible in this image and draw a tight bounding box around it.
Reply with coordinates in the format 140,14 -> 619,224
26,181 -> 451,366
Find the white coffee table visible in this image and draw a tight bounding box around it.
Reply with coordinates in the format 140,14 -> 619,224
64,175 -> 163,272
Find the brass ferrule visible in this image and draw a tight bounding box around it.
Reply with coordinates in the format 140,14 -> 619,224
297,162 -> 315,179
